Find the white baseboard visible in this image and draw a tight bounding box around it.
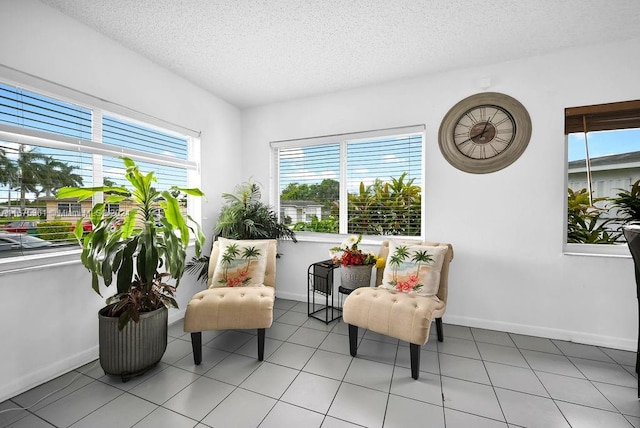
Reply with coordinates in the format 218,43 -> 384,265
275,291 -> 307,302
168,308 -> 186,325
273,293 -> 636,351
0,346 -> 99,403
445,314 -> 637,351
2,311 -> 189,403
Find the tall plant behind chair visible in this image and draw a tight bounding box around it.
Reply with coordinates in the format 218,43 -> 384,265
185,179 -> 296,284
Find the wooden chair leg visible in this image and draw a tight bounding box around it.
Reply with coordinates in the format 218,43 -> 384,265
410,343 -> 420,379
257,328 -> 265,361
436,317 -> 444,342
191,332 -> 202,365
348,324 -> 358,357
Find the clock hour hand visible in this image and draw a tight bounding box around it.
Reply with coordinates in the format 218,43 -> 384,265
457,130 -> 484,146
476,110 -> 499,138
476,120 -> 490,139
458,120 -> 492,145
473,110 -> 500,141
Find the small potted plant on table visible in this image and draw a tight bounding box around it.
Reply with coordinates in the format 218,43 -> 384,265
330,235 -> 380,290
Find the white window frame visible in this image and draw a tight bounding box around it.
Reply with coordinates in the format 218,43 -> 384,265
563,133 -> 636,258
0,70 -> 202,273
270,125 -> 425,242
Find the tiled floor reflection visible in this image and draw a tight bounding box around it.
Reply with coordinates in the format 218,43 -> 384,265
2,298 -> 640,427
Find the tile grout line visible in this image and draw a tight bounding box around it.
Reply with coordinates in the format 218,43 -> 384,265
551,339 -> 637,423
468,327 -> 509,426
436,330 -> 449,428
190,303 -> 296,428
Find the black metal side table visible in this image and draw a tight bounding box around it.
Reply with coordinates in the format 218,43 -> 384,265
338,285 -> 356,309
307,260 -> 341,324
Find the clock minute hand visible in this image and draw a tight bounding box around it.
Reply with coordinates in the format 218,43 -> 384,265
457,129 -> 485,146
475,112 -> 496,139
458,111 -> 501,145
479,110 -> 500,138
477,121 -> 489,139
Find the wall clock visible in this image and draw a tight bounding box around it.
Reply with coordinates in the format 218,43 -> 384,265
438,92 -> 532,174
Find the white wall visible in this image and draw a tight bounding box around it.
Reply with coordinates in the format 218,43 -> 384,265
0,0 -> 242,401
242,38 -> 640,352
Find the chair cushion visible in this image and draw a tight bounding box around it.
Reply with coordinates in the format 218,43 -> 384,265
210,237 -> 270,287
183,286 -> 275,332
343,287 -> 444,345
379,241 -> 449,297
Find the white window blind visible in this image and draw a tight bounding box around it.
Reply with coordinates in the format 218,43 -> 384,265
103,115 -> 188,160
0,80 -> 199,265
272,125 -> 424,236
0,82 -> 92,139
346,133 -> 422,235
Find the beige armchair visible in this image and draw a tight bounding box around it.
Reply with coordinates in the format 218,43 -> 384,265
343,240 -> 454,379
183,239 -> 277,364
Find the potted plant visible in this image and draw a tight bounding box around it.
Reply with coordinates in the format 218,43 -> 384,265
56,157 -> 205,380
612,179 -> 640,224
330,234 -> 380,289
186,179 -> 295,283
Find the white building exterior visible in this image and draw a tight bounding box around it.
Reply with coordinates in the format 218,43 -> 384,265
280,200 -> 324,224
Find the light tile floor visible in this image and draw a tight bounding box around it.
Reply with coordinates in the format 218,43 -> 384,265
2,298 -> 640,427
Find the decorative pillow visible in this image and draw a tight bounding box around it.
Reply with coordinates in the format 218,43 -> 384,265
210,238 -> 270,288
380,241 -> 449,297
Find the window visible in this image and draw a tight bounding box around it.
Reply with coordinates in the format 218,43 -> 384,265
104,203 -> 120,215
56,203 -> 82,216
272,125 -> 424,236
0,80 -> 200,263
565,100 -> 640,246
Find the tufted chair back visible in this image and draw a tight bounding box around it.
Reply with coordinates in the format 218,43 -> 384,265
374,240 -> 454,304
206,239 -> 278,288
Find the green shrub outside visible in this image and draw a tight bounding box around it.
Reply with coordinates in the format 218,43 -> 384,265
37,220 -> 74,242
293,216 -> 339,233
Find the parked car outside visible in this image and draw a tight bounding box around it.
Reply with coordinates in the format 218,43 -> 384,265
0,220 -> 39,234
70,220 -> 93,233
0,232 -> 53,253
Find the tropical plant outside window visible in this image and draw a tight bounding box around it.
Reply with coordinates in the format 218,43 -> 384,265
272,126 -> 423,237
566,100 -> 640,244
0,80 -> 199,263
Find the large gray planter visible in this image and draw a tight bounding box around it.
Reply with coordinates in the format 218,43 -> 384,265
98,305 -> 168,381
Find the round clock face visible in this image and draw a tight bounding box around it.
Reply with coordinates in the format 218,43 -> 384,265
439,93 -> 531,174
453,105 -> 515,160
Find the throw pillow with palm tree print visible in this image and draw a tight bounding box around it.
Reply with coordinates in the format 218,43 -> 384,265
380,241 -> 448,297
210,238 -> 270,287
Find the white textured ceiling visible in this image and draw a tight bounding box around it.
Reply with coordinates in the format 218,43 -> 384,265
39,0 -> 640,108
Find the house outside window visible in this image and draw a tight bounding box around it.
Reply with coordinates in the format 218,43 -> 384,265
105,203 -> 120,216
56,202 -> 82,217
565,100 -> 640,247
272,125 -> 424,237
0,80 -> 200,264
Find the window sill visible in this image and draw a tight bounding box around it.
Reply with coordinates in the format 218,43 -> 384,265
0,240 -> 202,276
287,232 -> 423,246
563,243 -> 631,258
0,248 -> 82,276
